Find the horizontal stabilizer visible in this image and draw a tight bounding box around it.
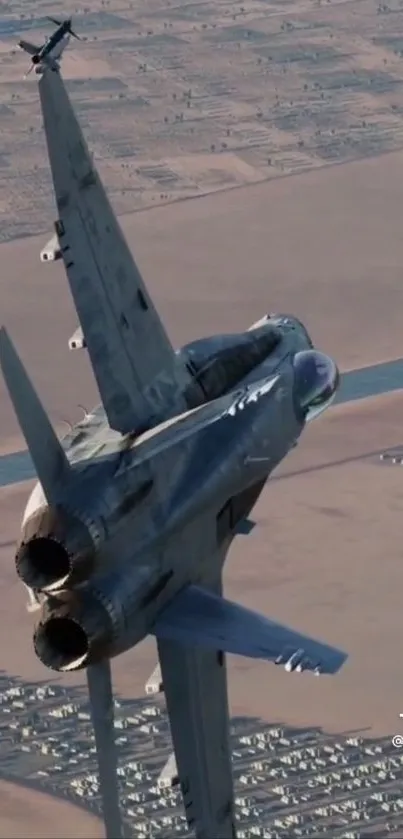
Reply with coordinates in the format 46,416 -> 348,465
153,585 -> 347,676
0,328 -> 71,501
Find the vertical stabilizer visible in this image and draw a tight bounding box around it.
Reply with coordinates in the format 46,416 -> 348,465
0,327 -> 71,501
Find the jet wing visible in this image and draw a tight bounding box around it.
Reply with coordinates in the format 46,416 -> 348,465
157,568 -> 236,839
154,585 -> 348,675
38,69 -> 192,434
155,583 -> 346,837
18,39 -> 40,56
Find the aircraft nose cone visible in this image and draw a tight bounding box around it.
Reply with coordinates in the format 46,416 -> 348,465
293,350 -> 339,421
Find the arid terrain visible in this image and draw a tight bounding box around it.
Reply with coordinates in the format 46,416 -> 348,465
0,779 -> 102,838
1,0 -> 403,835
3,0 -> 403,239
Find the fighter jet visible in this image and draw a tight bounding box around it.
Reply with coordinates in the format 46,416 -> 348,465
18,16 -> 80,76
0,59 -> 347,839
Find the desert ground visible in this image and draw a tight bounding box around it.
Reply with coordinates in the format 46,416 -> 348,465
3,0 -> 403,238
0,779 -> 102,839
2,0 -> 403,834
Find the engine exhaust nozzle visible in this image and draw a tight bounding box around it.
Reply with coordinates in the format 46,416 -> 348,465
33,592 -> 112,672
16,537 -> 70,591
35,616 -> 89,672
17,505 -> 96,593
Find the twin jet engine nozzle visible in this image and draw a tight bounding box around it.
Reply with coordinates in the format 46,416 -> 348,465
16,505 -> 97,593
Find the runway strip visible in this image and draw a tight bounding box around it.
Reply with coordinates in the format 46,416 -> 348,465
0,358 -> 402,489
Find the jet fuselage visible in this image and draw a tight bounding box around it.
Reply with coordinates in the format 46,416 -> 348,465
17,314 -> 338,673
32,25 -> 70,64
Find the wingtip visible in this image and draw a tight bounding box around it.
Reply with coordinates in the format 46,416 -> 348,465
324,648 -> 348,676
0,326 -> 14,365
0,328 -> 24,378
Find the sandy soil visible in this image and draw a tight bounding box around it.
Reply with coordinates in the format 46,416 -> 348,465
0,779 -> 102,838
3,0 -> 403,238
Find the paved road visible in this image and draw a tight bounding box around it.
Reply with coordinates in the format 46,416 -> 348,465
334,357 -> 403,405
1,358 -> 402,489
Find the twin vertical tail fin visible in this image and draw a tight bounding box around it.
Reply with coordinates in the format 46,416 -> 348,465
0,327 -> 72,502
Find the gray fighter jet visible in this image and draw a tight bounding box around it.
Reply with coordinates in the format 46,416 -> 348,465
0,60 -> 347,839
18,16 -> 80,77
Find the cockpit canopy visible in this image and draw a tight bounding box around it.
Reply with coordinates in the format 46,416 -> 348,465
181,326 -> 282,406
293,350 -> 339,421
